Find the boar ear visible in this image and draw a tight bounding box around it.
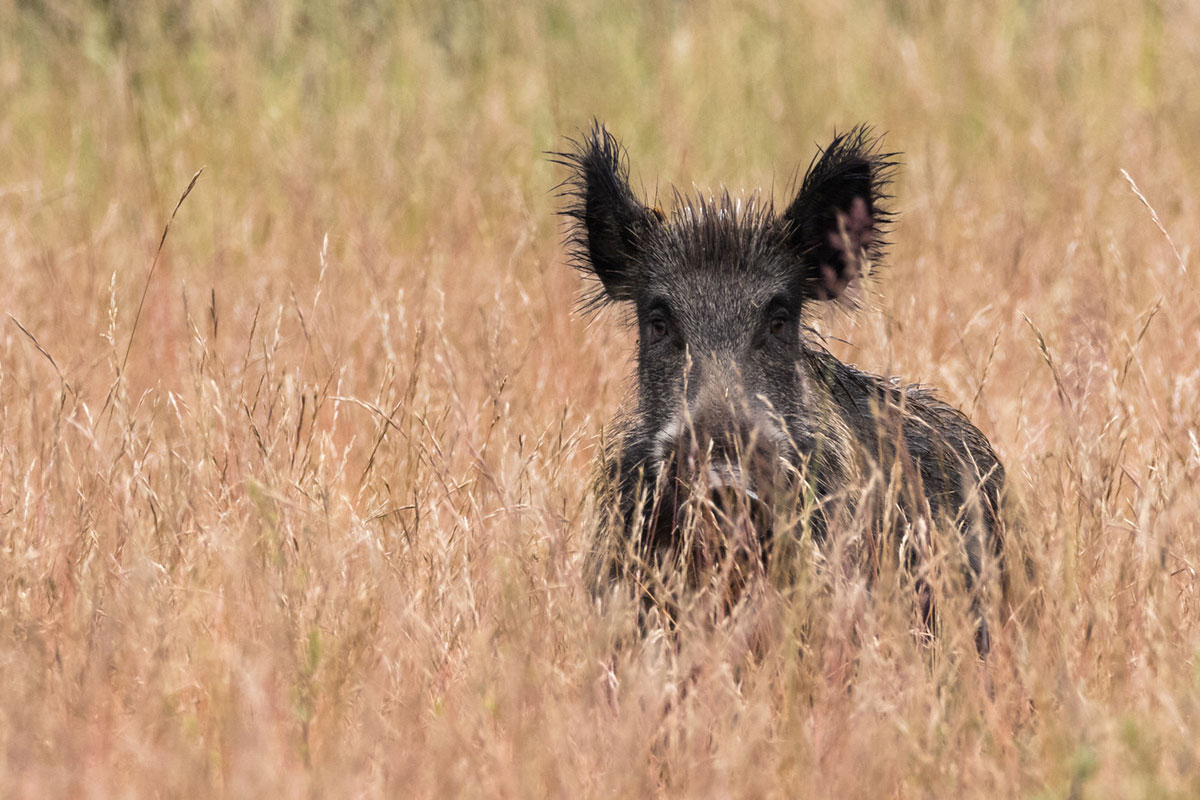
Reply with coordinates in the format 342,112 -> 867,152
554,122 -> 661,305
781,126 -> 897,302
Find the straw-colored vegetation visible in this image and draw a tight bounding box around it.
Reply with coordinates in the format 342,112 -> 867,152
1,1 -> 1198,796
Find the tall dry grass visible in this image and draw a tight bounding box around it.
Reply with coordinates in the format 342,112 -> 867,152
0,1 -> 1198,796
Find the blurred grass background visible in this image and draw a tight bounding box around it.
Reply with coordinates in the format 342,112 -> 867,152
1,0 -> 1199,796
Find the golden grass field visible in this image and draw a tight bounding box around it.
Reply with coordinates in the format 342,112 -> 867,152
1,1 -> 1198,796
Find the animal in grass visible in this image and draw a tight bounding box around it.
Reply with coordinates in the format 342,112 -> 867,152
556,123 -> 1007,655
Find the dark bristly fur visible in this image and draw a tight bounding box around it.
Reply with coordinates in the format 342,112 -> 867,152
552,121 -> 662,312
556,122 -> 1006,655
783,127 -> 898,305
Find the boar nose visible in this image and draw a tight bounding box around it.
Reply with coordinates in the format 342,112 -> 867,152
686,357 -> 753,460
683,366 -> 776,552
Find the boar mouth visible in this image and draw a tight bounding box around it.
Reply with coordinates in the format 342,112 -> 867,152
703,463 -> 775,561
649,456 -> 776,569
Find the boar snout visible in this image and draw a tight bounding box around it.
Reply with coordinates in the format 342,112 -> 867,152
658,383 -> 784,560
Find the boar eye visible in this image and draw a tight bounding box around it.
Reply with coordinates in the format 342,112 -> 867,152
646,316 -> 669,344
643,300 -> 682,348
767,304 -> 793,340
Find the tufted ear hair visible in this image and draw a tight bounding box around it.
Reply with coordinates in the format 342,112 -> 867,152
781,126 -> 897,302
553,122 -> 662,306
